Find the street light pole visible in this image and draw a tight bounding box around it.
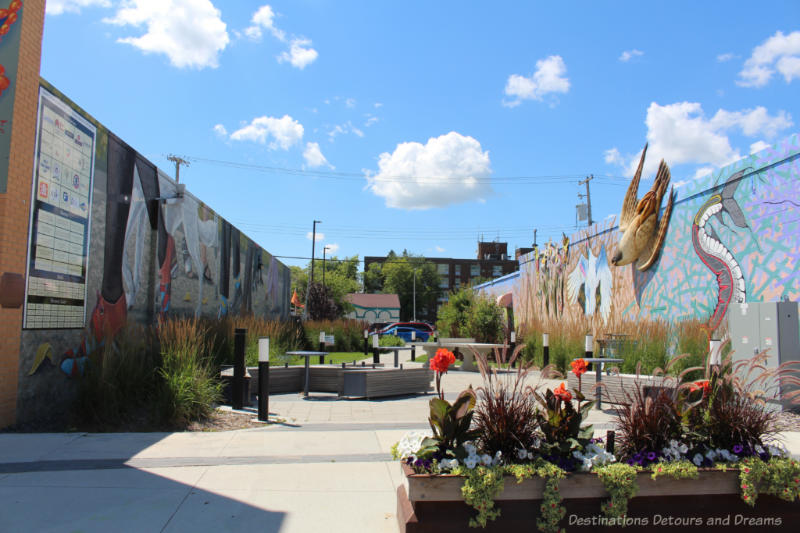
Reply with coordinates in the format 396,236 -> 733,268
310,220 -> 321,285
322,245 -> 330,292
413,269 -> 417,322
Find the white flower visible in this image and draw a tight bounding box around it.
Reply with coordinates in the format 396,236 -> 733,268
573,450 -> 585,460
532,438 -> 542,448
705,449 -> 718,461
527,451 -> 534,460
395,430 -> 431,459
582,458 -> 593,471
463,443 -> 477,456
464,456 -> 478,469
517,448 -> 528,460
440,458 -> 459,471
692,453 -> 704,466
755,445 -> 765,455
493,451 -> 503,466
480,454 -> 493,466
719,449 -> 735,462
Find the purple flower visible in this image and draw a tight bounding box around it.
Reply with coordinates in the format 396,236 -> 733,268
647,452 -> 657,462
733,444 -> 743,454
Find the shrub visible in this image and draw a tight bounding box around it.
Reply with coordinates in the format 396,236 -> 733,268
436,288 -> 474,337
157,318 -> 222,427
72,324 -> 160,430
466,297 -> 504,343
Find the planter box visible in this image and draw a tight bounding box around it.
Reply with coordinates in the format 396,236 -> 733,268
567,372 -> 672,405
397,463 -> 800,532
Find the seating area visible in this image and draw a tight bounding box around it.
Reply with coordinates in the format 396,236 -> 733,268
222,364 -> 434,400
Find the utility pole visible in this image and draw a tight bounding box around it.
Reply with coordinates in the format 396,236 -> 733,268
166,155 -> 190,183
533,229 -> 537,247
578,175 -> 594,226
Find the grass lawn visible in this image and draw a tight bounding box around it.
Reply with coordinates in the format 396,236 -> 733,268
269,351 -> 372,366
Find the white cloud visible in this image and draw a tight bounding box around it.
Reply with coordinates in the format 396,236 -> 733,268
603,147 -> 625,166
364,116 -> 379,127
303,142 -> 332,168
738,30 -> 800,87
345,98 -> 356,108
244,4 -> 285,42
328,121 -> 364,141
366,131 -> 492,210
692,167 -> 714,180
717,52 -> 736,62
750,140 -> 770,154
324,243 -> 340,255
212,124 -> 227,137
278,37 -> 318,69
503,55 -> 570,107
606,102 -> 792,178
306,231 -> 325,242
104,0 -> 229,69
672,180 -> 689,188
229,115 -> 304,149
435,246 -> 445,253
619,49 -> 643,62
46,0 -> 110,15
374,102 -> 383,109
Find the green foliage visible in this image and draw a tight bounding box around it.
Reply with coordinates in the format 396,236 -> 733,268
380,254 -> 440,321
418,389 -> 478,460
157,319 -> 222,427
533,388 -> 594,459
466,296 -> 504,343
460,466 -> 504,528
437,288 -> 503,342
595,463 -> 639,522
650,460 -> 698,481
73,324 -> 161,430
379,334 -> 405,347
437,288 -> 474,337
739,457 -> 800,506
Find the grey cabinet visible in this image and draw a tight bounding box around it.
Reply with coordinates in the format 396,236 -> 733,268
728,301 -> 799,409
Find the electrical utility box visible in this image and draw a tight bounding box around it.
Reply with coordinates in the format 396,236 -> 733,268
728,302 -> 800,410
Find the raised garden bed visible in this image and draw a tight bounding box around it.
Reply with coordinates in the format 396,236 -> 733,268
397,463 -> 800,532
567,372 -> 671,404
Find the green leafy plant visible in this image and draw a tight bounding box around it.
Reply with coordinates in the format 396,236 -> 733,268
533,384 -> 594,463
739,456 -> 800,506
417,388 -> 478,460
595,463 -> 639,522
650,460 -> 698,481
460,465 -> 505,527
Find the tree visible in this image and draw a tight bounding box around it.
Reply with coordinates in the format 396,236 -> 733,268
381,255 -> 440,322
436,288 -> 503,342
291,255 -> 360,318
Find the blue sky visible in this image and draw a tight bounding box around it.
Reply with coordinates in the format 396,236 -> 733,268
41,1 -> 800,270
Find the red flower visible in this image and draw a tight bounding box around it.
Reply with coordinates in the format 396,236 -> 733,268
689,380 -> 712,396
570,358 -> 587,377
553,382 -> 572,402
430,348 -> 455,374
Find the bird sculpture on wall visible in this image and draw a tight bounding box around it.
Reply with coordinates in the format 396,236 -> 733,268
611,144 -> 676,271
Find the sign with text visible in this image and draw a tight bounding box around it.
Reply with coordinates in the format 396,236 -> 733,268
23,88 -> 96,329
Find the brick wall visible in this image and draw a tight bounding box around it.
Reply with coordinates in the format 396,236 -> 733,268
0,0 -> 45,428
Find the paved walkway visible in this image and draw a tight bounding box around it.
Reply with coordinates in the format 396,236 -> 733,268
1,366 -> 798,532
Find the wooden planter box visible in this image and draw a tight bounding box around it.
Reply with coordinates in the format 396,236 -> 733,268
397,463 -> 800,532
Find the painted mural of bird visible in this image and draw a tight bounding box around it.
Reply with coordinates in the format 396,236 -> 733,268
611,144 -> 676,271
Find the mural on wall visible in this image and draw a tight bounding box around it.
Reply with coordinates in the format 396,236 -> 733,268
0,0 -> 23,193
691,169 -> 750,332
514,134 -> 800,338
24,85 -> 291,382
611,144 -> 676,271
566,244 -> 613,322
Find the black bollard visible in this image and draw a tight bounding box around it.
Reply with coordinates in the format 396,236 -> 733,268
394,349 -> 399,368
411,344 -> 416,362
606,430 -> 616,455
232,328 -> 246,410
258,338 -> 269,422
363,329 -> 369,356
542,333 -> 550,368
372,334 -> 379,364
318,331 -> 326,364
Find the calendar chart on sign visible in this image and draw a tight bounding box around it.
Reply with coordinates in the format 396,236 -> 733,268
24,89 -> 96,329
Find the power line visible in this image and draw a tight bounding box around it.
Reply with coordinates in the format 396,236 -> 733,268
180,154 -> 632,185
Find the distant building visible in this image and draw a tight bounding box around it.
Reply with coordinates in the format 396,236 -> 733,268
345,293 -> 400,324
364,241 -> 519,321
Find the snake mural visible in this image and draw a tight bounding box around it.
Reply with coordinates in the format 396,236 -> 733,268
691,169 -> 750,332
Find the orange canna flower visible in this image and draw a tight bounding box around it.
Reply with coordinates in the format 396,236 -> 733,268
570,358 -> 587,377
553,382 -> 572,402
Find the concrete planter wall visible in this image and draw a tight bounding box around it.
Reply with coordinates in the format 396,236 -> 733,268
397,463 -> 800,532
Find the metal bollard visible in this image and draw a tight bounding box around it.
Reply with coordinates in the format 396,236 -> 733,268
319,331 -> 326,364
542,333 -> 550,368
232,328 -> 246,410
372,334 -> 379,364
606,430 -> 616,455
258,338 -> 269,422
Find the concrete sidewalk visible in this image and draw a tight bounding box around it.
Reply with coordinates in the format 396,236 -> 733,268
1,369 -> 798,533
